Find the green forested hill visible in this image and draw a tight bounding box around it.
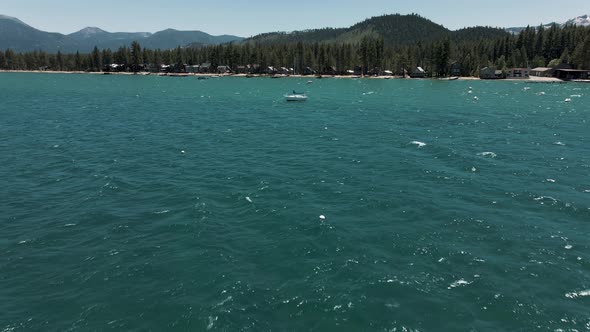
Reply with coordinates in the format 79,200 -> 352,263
452,26 -> 511,42
245,14 -> 509,46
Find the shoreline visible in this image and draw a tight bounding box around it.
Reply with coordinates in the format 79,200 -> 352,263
0,70 -> 573,82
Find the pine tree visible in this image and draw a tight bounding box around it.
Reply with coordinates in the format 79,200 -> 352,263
91,46 -> 101,72
131,41 -> 142,72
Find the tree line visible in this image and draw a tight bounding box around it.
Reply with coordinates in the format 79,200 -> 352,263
1,24 -> 589,76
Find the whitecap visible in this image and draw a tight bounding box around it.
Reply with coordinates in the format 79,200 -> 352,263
477,152 -> 497,158
546,179 -> 556,183
64,223 -> 77,227
153,210 -> 170,214
565,244 -> 573,250
565,290 -> 590,299
410,141 -> 427,148
570,94 -> 582,98
449,279 -> 472,289
554,141 -> 566,146
245,196 -> 253,203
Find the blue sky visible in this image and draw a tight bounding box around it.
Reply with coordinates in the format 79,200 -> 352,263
3,0 -> 589,36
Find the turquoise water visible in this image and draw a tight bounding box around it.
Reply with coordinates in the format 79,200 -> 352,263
1,73 -> 589,331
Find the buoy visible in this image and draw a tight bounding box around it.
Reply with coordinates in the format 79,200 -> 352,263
319,215 -> 326,220
473,96 -> 479,101
565,98 -> 572,103
181,150 -> 186,154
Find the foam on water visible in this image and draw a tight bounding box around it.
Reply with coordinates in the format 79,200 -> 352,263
448,279 -> 472,289
410,141 -> 427,148
477,151 -> 497,158
565,290 -> 590,299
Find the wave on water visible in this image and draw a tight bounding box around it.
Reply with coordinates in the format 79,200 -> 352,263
409,141 -> 427,148
533,196 -> 558,204
477,152 -> 497,158
448,279 -> 472,289
565,290 -> 590,299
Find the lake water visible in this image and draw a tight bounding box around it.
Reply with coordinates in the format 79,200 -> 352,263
1,73 -> 589,331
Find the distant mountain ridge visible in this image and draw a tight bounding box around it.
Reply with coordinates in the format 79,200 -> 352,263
506,14 -> 589,34
1,13 -> 588,53
0,15 -> 244,53
244,14 -> 509,47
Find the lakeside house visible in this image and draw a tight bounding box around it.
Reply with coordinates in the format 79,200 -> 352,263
323,66 -> 337,75
304,67 -> 317,75
410,67 -> 426,78
186,65 -> 200,73
199,63 -> 211,73
279,67 -> 291,75
103,63 -> 128,72
506,68 -> 530,78
217,65 -> 232,74
555,69 -> 590,80
530,67 -> 554,77
247,64 -> 260,74
479,67 -> 504,79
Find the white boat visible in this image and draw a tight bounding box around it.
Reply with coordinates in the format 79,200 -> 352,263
284,91 -> 307,102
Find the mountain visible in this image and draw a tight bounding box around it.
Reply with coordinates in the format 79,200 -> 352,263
67,27 -> 154,51
506,14 -> 589,34
0,15 -> 70,52
140,29 -> 242,50
564,14 -> 590,27
0,15 -> 243,53
244,14 -> 508,47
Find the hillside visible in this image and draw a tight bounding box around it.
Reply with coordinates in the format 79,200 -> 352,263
0,15 -> 70,52
245,14 -> 509,46
0,15 -> 244,53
